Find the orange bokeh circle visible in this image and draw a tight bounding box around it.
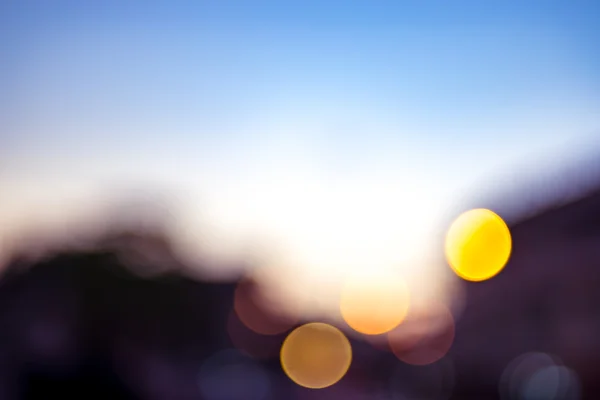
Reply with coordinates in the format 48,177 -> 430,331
340,274 -> 410,336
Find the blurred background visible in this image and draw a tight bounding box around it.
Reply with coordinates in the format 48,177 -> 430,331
1,1 -> 599,399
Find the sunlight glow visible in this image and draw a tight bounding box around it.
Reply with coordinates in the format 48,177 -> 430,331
340,272 -> 410,335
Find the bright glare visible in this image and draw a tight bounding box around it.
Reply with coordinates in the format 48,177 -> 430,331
280,322 -> 352,389
445,208 -> 512,282
179,162 -> 448,322
340,272 -> 410,335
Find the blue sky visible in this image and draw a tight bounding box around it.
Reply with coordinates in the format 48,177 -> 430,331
1,1 -> 599,284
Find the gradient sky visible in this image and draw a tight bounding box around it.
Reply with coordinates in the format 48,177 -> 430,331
1,1 -> 600,310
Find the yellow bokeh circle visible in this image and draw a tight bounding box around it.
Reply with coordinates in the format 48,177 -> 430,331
340,275 -> 410,335
445,208 -> 512,282
280,322 -> 352,389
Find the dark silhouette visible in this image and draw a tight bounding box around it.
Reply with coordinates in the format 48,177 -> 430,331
0,231 -> 241,399
450,188 -> 600,399
0,186 -> 599,399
